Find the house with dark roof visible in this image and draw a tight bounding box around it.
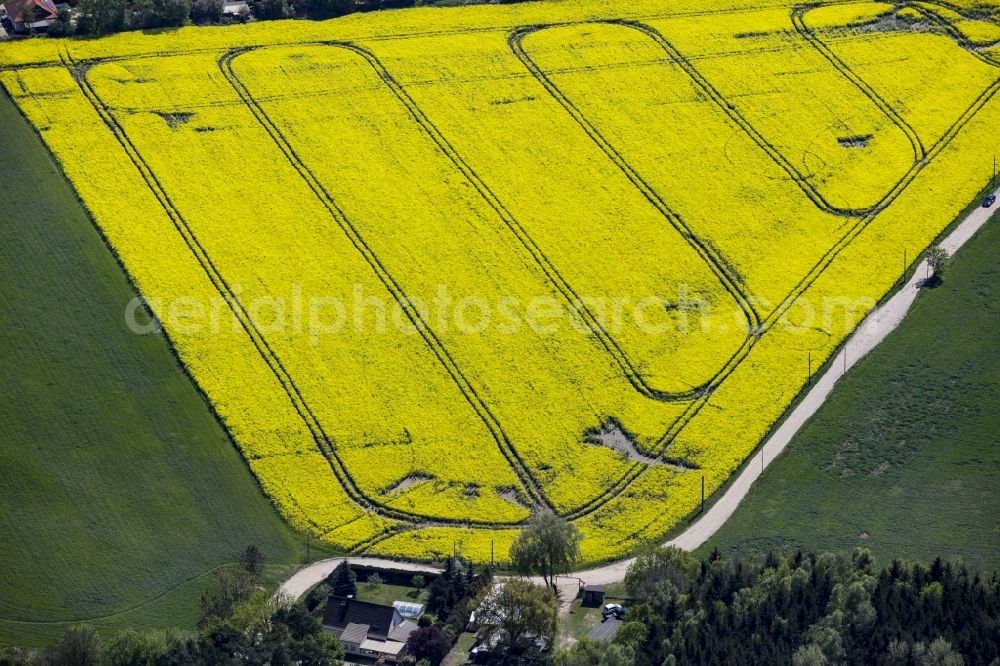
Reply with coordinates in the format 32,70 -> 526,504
322,595 -> 416,663
2,0 -> 56,32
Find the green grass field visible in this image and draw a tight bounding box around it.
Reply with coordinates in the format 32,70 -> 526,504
701,210 -> 1000,573
0,89 -> 339,648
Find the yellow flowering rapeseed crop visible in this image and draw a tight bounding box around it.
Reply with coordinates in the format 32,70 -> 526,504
1,0 -> 998,564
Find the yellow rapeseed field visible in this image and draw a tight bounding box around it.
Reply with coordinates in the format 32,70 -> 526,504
2,0 -> 998,564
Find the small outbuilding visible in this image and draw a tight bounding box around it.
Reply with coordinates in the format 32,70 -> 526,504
581,584 -> 606,607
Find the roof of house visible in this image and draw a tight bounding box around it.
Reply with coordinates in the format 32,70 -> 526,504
339,622 -> 370,645
322,596 -> 401,636
359,639 -> 405,656
3,0 -> 56,22
583,584 -> 606,593
587,617 -> 623,642
386,619 -> 418,643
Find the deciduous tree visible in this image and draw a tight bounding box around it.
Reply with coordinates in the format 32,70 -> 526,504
624,546 -> 698,600
472,578 -> 557,658
927,246 -> 951,284
405,625 -> 451,665
510,512 -> 582,590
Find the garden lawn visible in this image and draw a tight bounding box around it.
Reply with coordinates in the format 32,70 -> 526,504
354,581 -> 428,609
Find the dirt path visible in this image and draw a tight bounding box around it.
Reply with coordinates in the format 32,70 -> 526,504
278,190 -> 998,598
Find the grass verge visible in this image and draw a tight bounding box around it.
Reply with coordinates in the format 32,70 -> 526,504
699,209 -> 1000,572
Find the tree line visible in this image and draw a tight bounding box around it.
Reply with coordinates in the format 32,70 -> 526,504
22,0 -> 529,38
556,547 -> 1000,666
3,518 -> 998,665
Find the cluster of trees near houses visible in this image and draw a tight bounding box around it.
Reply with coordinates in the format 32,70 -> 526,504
308,555 -> 502,665
2,516 -> 999,665
559,548 -> 1000,666
26,0 -> 527,39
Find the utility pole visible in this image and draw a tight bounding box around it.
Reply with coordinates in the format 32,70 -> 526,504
808,351 -> 812,384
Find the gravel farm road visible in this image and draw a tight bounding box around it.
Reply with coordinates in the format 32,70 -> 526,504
279,186 -> 1000,600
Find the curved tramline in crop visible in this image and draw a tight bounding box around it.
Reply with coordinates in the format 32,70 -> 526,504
2,0 -> 997,562
505,14 -> 1000,526
790,7 -> 926,165
64,49 -> 552,537
509,25 -> 763,337
219,47 -> 556,516
510,18 -> 921,219
889,0 -> 1000,66
223,40 -> 766,519
620,19 -> 922,215
226,42 -> 719,404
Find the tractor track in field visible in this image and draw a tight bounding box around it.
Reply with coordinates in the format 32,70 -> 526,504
790,8 -> 926,163
309,41 -> 707,404
906,1 -> 1000,67
65,49 -> 550,535
223,42 -> 729,528
509,26 -> 763,337
509,22 -> 770,521
506,11 -> 1000,521
219,47 -> 554,517
539,21 -> 871,218
620,19 -> 923,213
34,7 -> 1000,555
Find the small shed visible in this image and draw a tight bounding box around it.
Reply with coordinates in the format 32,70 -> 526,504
581,584 -> 606,607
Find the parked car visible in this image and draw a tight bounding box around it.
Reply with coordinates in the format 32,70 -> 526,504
983,194 -> 997,208
602,603 -> 624,619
